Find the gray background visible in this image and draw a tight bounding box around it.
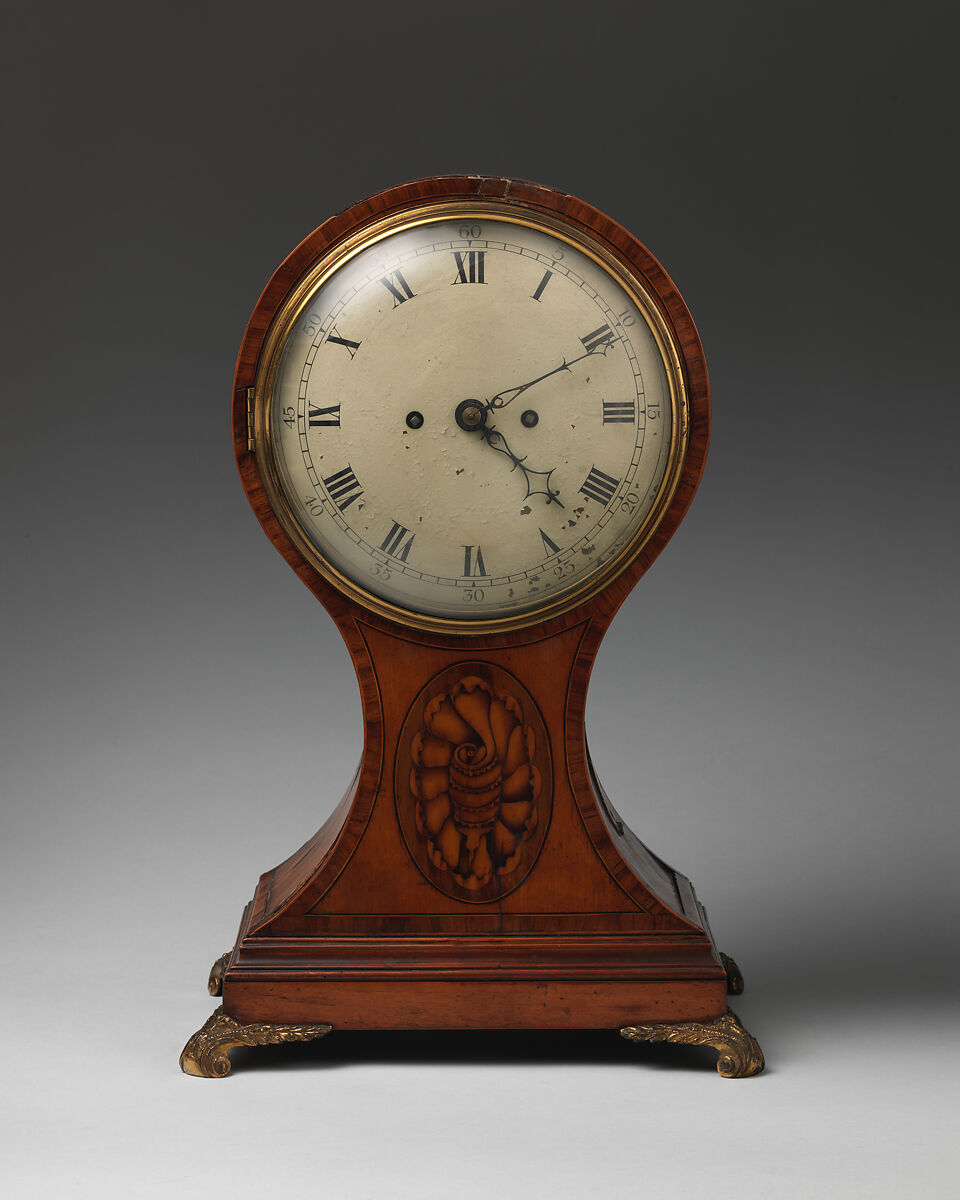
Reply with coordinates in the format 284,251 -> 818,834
2,2 -> 956,1196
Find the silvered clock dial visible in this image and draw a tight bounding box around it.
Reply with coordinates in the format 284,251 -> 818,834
252,204 -> 688,630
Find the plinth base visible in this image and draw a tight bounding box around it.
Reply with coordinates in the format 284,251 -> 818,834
182,945 -> 764,1077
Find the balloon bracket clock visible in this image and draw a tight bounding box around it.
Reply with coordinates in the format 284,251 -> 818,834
180,176 -> 764,1079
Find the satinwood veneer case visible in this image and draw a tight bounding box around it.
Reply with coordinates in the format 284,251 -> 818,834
180,176 -> 764,1079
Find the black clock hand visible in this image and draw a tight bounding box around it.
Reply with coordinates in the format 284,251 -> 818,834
484,338 -> 619,414
480,423 -> 564,507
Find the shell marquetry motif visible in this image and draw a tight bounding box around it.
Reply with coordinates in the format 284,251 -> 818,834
398,667 -> 552,902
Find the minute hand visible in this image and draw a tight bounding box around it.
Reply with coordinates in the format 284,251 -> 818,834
483,342 -> 617,413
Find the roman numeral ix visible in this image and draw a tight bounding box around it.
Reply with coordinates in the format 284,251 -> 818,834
380,521 -> 415,562
308,403 -> 341,427
452,249 -> 486,284
579,466 -> 620,506
380,269 -> 415,306
322,465 -> 364,511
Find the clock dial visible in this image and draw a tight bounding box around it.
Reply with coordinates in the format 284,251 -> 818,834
257,209 -> 686,627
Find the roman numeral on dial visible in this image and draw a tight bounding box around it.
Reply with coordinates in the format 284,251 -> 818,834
539,528 -> 561,556
462,545 -> 488,577
380,521 -> 415,562
326,331 -> 361,357
602,399 -> 635,424
453,250 -> 485,284
580,324 -> 617,354
380,270 -> 415,306
322,465 -> 364,511
579,466 -> 620,506
308,403 -> 341,427
532,269 -> 553,302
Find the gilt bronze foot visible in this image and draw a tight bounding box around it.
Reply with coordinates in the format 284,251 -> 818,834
180,1005 -> 333,1078
719,951 -> 744,995
620,1007 -> 764,1078
207,952 -> 231,996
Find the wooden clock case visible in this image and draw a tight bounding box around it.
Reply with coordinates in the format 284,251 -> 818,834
180,176 -> 763,1078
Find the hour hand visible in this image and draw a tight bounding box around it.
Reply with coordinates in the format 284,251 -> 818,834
480,425 -> 564,507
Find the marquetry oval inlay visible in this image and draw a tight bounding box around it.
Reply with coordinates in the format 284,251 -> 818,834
396,664 -> 552,903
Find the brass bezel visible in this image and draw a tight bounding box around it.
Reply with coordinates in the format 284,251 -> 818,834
253,200 -> 689,635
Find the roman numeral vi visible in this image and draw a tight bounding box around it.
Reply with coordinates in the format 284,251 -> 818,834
462,545 -> 488,577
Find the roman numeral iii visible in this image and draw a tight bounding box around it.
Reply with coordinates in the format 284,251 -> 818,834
322,465 -> 364,511
380,521 -> 415,562
453,250 -> 486,284
462,545 -> 488,577
602,399 -> 635,424
308,403 -> 341,427
579,466 -> 620,506
380,270 -> 415,306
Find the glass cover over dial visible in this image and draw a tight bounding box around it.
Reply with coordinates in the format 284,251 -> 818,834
259,209 -> 686,628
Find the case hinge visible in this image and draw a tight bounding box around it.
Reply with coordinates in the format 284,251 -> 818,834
245,387 -> 256,453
